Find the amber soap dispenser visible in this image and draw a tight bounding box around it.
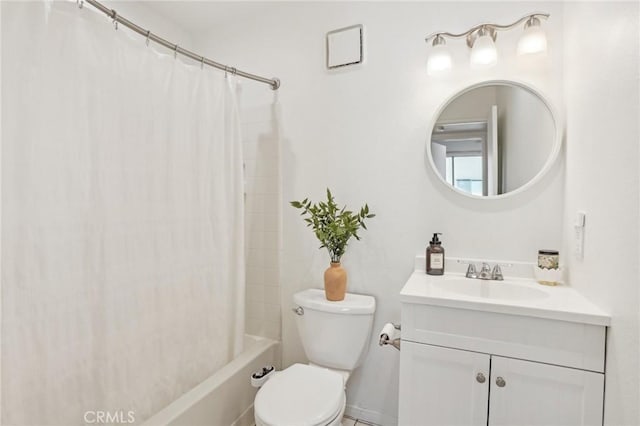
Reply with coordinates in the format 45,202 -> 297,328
426,233 -> 445,275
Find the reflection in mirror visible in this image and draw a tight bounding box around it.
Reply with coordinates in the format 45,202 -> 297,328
429,83 -> 556,197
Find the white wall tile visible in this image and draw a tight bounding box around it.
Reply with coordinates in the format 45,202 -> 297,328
241,100 -> 282,340
263,286 -> 281,306
246,284 -> 265,303
261,321 -> 281,340
264,304 -> 281,323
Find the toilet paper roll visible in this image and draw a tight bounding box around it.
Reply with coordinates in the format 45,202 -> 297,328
380,323 -> 396,342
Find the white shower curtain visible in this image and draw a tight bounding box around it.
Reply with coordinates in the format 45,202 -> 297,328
2,2 -> 245,424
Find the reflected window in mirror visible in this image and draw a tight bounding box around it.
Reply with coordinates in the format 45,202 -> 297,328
446,156 -> 483,196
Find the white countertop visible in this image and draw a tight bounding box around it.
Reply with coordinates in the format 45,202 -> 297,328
400,271 -> 611,326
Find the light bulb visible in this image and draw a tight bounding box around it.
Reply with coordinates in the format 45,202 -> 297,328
517,18 -> 548,55
427,42 -> 453,75
470,32 -> 497,67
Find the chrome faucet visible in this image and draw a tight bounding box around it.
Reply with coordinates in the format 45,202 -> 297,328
491,264 -> 504,281
465,263 -> 477,279
478,263 -> 492,280
464,262 -> 505,281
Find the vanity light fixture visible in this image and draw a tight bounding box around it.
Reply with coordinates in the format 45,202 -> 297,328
426,35 -> 453,75
425,12 -> 549,73
469,26 -> 498,67
517,16 -> 548,55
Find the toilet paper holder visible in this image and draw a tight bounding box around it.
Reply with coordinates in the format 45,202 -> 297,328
379,323 -> 401,351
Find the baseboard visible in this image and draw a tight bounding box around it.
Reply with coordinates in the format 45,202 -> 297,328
345,404 -> 397,426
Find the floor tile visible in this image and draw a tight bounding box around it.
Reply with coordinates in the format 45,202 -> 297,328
341,417 -> 357,426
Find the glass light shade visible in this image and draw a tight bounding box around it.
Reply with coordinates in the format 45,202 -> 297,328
427,44 -> 453,75
470,34 -> 497,67
517,25 -> 548,55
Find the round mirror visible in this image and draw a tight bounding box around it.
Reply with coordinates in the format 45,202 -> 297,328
427,81 -> 560,198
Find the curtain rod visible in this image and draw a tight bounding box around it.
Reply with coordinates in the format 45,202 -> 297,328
80,0 -> 281,90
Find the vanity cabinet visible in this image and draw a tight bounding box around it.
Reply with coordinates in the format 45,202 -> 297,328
400,341 -> 604,426
398,301 -> 607,426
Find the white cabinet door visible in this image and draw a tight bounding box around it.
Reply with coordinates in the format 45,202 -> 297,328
489,356 -> 604,426
399,341 -> 490,426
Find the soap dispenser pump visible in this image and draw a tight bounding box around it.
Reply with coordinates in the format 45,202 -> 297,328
426,233 -> 445,275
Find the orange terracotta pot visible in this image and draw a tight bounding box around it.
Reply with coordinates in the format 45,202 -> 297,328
324,262 -> 347,301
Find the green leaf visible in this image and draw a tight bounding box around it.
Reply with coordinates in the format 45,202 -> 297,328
290,190 -> 374,258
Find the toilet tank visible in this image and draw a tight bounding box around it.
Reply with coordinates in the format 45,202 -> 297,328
293,289 -> 376,371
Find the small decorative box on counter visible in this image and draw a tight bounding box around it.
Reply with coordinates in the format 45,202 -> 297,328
535,249 -> 561,285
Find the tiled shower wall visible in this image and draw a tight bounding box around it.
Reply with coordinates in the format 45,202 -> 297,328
241,101 -> 281,341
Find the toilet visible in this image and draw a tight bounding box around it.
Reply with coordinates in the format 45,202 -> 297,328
254,288 -> 376,426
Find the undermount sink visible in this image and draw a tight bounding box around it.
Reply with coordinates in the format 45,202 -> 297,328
433,277 -> 549,301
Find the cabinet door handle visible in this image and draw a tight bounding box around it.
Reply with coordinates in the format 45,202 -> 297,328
475,373 -> 486,383
496,376 -> 506,387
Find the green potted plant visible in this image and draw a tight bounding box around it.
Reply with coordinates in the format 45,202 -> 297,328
291,189 -> 375,301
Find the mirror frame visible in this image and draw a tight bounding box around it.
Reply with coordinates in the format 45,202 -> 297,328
426,80 -> 563,200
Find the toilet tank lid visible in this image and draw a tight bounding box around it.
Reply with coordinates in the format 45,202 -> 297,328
294,289 -> 376,314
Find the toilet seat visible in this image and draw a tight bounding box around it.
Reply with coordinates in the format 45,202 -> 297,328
254,363 -> 345,426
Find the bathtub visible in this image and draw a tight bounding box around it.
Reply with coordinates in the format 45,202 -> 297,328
142,335 -> 280,426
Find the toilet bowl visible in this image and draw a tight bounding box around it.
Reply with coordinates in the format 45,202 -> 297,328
253,289 -> 376,426
254,364 -> 345,426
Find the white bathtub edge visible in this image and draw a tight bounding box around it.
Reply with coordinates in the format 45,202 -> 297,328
142,336 -> 279,426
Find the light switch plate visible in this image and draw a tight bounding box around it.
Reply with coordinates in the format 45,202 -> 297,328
326,24 -> 363,69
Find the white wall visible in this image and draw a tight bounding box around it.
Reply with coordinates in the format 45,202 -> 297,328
562,2 -> 640,425
194,2 -> 566,423
104,1 -> 194,48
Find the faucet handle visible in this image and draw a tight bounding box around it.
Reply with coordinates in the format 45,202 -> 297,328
492,264 -> 504,281
465,264 -> 477,279
478,263 -> 492,280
